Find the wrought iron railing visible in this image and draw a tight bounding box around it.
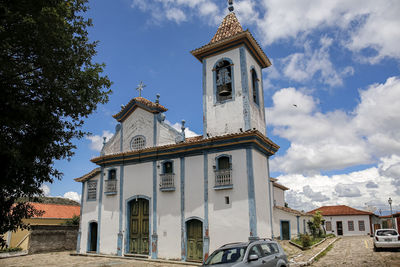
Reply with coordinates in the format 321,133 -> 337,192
215,168 -> 232,187
104,179 -> 117,194
160,173 -> 175,190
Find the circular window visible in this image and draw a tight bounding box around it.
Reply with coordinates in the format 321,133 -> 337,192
131,135 -> 146,150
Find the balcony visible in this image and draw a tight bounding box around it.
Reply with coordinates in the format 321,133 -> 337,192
104,179 -> 117,195
160,173 -> 175,191
214,169 -> 233,190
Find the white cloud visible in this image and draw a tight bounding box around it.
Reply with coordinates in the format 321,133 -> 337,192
166,8 -> 186,23
63,191 -> 81,203
168,120 -> 199,138
40,184 -> 51,196
276,157 -> 400,213
268,76 -> 400,174
86,130 -> 114,152
281,37 -> 353,87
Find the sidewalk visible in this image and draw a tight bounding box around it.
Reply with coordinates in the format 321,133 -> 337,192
278,237 -> 339,266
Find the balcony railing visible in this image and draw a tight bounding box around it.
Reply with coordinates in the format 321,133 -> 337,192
160,173 -> 175,191
104,179 -> 117,195
214,168 -> 232,189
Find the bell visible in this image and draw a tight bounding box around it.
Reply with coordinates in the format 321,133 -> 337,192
218,85 -> 231,96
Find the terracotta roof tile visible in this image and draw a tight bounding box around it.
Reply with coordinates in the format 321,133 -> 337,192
308,205 -> 373,216
74,167 -> 100,182
113,97 -> 167,122
30,203 -> 80,219
210,12 -> 243,44
275,205 -> 309,216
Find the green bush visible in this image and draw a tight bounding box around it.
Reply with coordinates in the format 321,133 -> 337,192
0,247 -> 23,253
300,234 -> 312,247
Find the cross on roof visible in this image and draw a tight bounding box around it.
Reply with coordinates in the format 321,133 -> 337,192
136,81 -> 146,97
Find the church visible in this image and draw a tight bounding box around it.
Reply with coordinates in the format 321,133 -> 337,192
75,3 -> 281,262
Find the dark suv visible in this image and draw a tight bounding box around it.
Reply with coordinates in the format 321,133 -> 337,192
202,239 -> 289,267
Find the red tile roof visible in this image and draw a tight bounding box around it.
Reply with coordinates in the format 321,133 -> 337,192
210,12 -> 243,44
113,97 -> 167,122
30,202 -> 80,219
308,205 -> 373,216
275,205 -> 309,216
74,167 -> 100,182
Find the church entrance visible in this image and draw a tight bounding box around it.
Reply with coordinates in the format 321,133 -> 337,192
129,198 -> 149,255
186,219 -> 203,262
88,221 -> 97,252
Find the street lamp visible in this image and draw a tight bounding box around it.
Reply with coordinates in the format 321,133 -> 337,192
388,197 -> 395,229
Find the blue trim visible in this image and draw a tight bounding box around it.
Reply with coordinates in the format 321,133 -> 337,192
96,168 -> 104,253
117,165 -> 124,256
87,220 -> 98,252
240,46 -> 251,131
120,123 -> 123,152
153,114 -> 157,146
202,58 -> 207,138
203,152 -> 209,259
180,157 -> 185,261
124,195 -> 151,255
266,158 -> 274,238
215,154 -> 232,170
76,182 -> 85,253
213,185 -> 233,190
259,67 -> 266,134
296,216 -> 300,237
213,58 -> 235,105
246,148 -> 257,238
152,161 -> 158,259
303,219 -> 306,234
280,220 -> 291,240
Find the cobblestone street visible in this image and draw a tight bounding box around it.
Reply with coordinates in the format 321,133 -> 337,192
311,236 -> 400,267
0,252 -> 200,267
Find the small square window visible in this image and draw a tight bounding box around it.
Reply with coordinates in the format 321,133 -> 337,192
87,181 -> 97,200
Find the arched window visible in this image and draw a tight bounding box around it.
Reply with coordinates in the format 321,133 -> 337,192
108,169 -> 116,180
251,68 -> 259,105
217,155 -> 231,170
130,135 -> 146,150
163,161 -> 173,174
215,60 -> 233,102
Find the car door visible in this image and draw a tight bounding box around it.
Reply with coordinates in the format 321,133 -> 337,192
247,244 -> 267,267
259,243 -> 278,267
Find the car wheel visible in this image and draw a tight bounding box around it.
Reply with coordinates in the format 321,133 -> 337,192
373,245 -> 379,252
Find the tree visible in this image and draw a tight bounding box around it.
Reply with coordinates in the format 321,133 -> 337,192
308,211 -> 324,237
0,0 -> 111,247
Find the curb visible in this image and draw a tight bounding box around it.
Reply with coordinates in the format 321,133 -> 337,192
290,237 -> 340,266
0,250 -> 28,259
70,252 -> 201,266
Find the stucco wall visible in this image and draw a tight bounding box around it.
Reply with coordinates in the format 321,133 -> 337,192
273,187 -> 285,207
273,209 -> 311,239
28,225 -> 78,254
122,107 -> 154,152
323,215 -> 371,236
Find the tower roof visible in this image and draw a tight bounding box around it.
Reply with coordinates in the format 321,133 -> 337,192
191,12 -> 271,68
209,12 -> 243,44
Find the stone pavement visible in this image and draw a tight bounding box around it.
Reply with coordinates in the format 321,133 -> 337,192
278,236 -> 339,266
0,251 -> 200,267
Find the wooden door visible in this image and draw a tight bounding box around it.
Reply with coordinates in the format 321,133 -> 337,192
187,220 -> 203,261
89,222 -> 98,252
336,221 -> 343,235
129,198 -> 149,254
281,221 -> 290,240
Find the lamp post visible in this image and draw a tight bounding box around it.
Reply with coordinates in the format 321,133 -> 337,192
388,197 -> 394,229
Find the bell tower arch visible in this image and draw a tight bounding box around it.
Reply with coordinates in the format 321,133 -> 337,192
191,11 -> 271,138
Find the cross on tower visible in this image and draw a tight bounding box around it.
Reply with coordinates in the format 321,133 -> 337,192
136,81 -> 146,97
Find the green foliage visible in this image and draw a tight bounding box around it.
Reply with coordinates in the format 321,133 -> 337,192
0,247 -> 23,253
0,0 -> 111,248
299,234 -> 311,247
308,211 -> 324,238
62,215 -> 80,226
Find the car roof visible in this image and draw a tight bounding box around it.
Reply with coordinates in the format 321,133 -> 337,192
217,239 -> 276,250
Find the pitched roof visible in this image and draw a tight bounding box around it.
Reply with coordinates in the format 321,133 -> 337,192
270,178 -> 289,191
308,205 -> 373,216
74,167 -> 101,182
30,202 -> 80,219
209,12 -> 243,44
113,97 -> 168,122
275,205 -> 309,216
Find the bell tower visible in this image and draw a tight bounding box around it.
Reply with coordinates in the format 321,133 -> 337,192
191,4 -> 271,138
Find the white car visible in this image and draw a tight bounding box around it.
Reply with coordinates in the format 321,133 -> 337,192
373,229 -> 400,251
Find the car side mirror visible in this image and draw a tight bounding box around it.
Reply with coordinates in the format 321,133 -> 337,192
249,254 -> 259,261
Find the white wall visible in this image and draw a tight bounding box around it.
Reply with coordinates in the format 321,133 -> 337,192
122,107 -> 154,152
273,186 -> 285,207
324,215 -> 371,236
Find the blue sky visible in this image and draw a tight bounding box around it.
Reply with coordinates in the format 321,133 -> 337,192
47,0 -> 400,215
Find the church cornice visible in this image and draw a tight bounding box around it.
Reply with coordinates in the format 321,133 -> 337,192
91,130 -> 279,166
113,97 -> 167,122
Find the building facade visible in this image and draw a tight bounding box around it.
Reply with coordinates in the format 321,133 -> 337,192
75,11 -> 279,261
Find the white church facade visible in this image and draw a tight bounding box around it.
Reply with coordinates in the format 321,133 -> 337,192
75,10 -> 281,261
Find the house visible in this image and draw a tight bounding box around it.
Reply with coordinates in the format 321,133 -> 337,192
380,212 -> 400,231
4,198 -> 80,250
75,9 -> 281,262
270,178 -> 311,240
308,205 -> 374,236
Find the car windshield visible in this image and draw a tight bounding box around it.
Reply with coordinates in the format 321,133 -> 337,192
204,246 -> 246,265
376,230 -> 398,236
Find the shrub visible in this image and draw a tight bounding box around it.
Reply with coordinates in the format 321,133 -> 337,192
0,247 -> 22,253
300,234 -> 312,248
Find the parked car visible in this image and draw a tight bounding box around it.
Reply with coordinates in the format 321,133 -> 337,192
202,239 -> 289,267
373,228 -> 400,251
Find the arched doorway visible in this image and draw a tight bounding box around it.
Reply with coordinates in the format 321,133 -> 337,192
128,198 -> 150,255
186,219 -> 203,261
88,221 -> 98,252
